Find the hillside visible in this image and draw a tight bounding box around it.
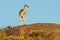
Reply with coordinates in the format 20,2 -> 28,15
0,23 -> 60,40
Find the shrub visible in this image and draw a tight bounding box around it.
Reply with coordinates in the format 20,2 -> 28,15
29,30 -> 39,37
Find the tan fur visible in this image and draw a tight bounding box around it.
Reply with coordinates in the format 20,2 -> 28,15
19,4 -> 29,25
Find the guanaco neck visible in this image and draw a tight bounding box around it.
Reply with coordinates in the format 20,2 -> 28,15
24,7 -> 27,11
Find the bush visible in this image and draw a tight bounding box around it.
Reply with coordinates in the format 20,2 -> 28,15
29,32 -> 39,37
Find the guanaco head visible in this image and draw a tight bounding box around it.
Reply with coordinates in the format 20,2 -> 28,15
24,4 -> 29,9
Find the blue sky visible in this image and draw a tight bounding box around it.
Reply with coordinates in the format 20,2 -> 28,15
0,0 -> 60,28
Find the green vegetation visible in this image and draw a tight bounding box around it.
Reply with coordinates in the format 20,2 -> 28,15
0,30 -> 49,40
28,30 -> 48,40
7,26 -> 10,28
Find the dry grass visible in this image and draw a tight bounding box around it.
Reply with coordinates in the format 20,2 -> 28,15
0,23 -> 60,40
